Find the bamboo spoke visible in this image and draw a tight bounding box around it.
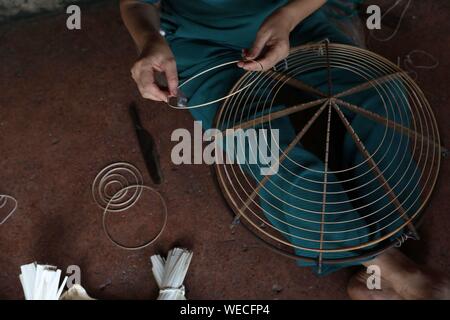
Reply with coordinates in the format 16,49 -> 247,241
334,98 -> 441,150
332,102 -> 419,238
325,42 -> 333,97
318,102 -> 333,274
334,72 -> 405,99
266,70 -> 327,98
224,98 -> 327,133
235,100 -> 330,219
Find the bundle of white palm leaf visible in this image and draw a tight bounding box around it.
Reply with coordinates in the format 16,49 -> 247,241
150,248 -> 193,300
19,262 -> 68,300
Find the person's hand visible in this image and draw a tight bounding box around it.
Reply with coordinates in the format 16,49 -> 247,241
131,34 -> 178,102
238,8 -> 296,71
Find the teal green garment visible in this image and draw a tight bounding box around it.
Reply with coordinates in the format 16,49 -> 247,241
142,1 -> 420,274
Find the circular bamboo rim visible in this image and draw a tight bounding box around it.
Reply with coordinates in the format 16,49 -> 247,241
213,43 -> 441,267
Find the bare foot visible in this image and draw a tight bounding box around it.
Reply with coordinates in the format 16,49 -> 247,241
347,270 -> 403,300
391,269 -> 450,299
357,248 -> 450,300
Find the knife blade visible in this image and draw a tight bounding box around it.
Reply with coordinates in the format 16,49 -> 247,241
129,102 -> 163,184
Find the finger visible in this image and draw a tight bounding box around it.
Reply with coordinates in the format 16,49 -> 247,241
238,60 -> 264,72
138,70 -> 169,102
163,58 -> 179,96
255,45 -> 288,70
140,83 -> 169,102
246,30 -> 271,60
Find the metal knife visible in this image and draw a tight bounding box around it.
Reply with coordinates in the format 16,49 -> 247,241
129,102 -> 163,184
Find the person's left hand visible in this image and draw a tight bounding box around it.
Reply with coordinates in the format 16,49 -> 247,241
238,8 -> 295,71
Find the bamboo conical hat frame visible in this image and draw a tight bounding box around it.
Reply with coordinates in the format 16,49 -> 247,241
213,43 -> 441,269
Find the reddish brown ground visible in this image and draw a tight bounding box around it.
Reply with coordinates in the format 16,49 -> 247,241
0,0 -> 448,299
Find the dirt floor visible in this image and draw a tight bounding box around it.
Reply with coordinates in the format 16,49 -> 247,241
0,1 -> 449,299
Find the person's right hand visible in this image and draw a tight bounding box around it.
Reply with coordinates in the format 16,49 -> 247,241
131,34 -> 178,102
